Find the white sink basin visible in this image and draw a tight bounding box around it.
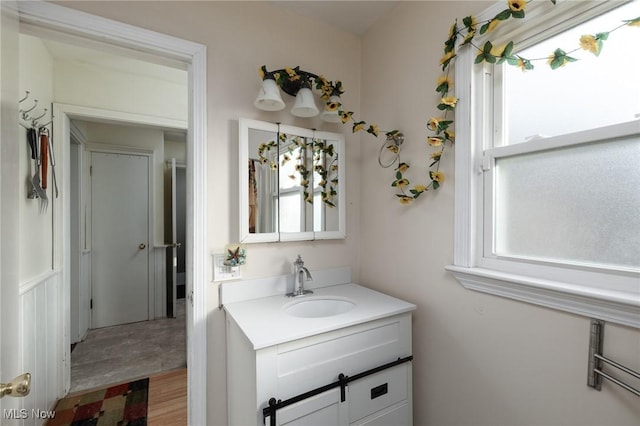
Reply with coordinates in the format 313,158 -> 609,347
284,297 -> 356,318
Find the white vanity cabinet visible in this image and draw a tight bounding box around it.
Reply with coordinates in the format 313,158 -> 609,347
226,311 -> 413,426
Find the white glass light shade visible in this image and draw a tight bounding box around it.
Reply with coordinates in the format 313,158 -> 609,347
291,87 -> 319,117
320,95 -> 342,123
254,78 -> 285,111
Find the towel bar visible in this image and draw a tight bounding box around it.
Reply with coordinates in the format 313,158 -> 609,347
587,319 -> 640,397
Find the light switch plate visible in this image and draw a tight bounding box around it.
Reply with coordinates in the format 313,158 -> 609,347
212,253 -> 241,281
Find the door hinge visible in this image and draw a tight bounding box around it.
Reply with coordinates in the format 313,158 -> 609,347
188,290 -> 194,307
90,165 -> 93,176
90,299 -> 93,309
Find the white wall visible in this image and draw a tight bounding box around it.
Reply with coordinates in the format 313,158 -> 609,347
360,2 -> 640,426
54,58 -> 187,122
18,34 -> 54,281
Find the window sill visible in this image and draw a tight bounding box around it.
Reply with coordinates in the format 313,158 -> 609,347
445,265 -> 640,328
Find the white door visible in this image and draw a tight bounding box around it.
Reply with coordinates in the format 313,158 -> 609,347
1,0 -> 26,416
91,151 -> 150,328
70,141 -> 90,343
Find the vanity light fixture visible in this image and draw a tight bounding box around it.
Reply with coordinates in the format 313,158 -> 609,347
254,66 -> 343,122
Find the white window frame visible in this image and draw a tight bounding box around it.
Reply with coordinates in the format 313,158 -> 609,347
446,0 -> 640,328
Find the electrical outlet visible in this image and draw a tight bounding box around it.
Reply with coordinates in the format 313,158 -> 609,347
212,253 -> 241,281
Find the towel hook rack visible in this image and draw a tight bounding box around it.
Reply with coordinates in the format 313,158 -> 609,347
18,91 -> 53,130
31,108 -> 48,125
19,90 -> 30,103
587,319 -> 640,397
20,99 -> 38,120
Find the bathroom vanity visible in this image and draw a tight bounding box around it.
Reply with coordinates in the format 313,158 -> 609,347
222,268 -> 416,425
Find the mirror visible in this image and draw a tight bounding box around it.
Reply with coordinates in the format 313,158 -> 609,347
240,119 -> 279,243
239,118 -> 345,243
311,130 -> 344,239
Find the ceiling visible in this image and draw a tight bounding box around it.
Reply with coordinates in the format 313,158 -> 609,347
270,1 -> 397,35
41,1 -> 398,79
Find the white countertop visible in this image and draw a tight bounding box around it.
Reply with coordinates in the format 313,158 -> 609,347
223,283 -> 416,350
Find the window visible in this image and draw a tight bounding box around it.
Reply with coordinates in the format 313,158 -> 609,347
446,0 -> 640,327
278,138 -> 310,233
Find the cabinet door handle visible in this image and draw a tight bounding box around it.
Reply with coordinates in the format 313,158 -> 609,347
370,383 -> 388,400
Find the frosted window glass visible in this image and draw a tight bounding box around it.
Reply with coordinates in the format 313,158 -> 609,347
504,2 -> 640,145
494,136 -> 640,269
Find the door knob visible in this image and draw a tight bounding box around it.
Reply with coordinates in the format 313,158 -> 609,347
0,373 -> 31,398
173,242 -> 182,248
139,243 -> 146,250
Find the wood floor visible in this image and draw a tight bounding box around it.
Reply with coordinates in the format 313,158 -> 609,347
46,368 -> 187,425
148,368 -> 187,425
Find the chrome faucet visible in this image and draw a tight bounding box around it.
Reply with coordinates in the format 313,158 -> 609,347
288,255 -> 313,297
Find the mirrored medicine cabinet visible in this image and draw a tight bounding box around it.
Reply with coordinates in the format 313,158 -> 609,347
239,118 -> 345,243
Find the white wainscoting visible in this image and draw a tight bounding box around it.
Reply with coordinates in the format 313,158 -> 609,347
19,270 -> 62,422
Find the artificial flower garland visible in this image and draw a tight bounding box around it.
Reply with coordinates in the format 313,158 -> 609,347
259,0 -> 639,205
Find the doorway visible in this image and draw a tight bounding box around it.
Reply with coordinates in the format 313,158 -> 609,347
68,118 -> 188,341
67,117 -> 189,393
66,117 -> 188,393
16,2 -> 208,423
90,149 -> 151,329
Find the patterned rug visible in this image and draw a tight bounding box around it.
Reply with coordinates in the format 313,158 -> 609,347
46,378 -> 149,426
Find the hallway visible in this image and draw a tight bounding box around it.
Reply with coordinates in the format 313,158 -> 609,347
70,299 -> 186,393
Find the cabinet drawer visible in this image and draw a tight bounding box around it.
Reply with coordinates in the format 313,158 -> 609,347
348,364 -> 409,423
350,402 -> 410,426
